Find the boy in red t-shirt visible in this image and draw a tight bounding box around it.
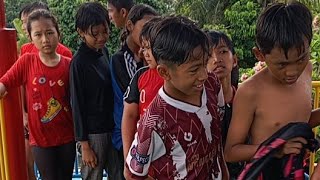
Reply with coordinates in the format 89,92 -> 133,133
122,17 -> 164,160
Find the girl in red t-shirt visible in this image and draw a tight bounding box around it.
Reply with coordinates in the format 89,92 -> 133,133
0,10 -> 75,180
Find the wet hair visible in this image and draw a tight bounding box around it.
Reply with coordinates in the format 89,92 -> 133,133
208,31 -> 239,88
75,2 -> 110,34
27,9 -> 60,38
122,3 -> 158,41
256,2 -> 312,58
151,15 -> 210,66
19,1 -> 49,19
108,0 -> 134,11
139,16 -> 163,43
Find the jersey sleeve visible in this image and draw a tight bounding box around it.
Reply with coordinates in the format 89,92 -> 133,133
126,113 -> 166,178
111,53 -> 131,93
0,54 -> 28,88
69,59 -> 88,141
124,67 -> 148,104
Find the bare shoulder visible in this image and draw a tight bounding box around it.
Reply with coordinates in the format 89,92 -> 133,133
304,61 -> 312,76
237,72 -> 262,98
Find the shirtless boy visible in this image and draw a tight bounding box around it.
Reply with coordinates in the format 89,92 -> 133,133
224,1 -> 313,175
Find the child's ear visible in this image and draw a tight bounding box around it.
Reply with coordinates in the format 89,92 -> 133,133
126,20 -> 133,32
77,28 -> 84,37
157,64 -> 171,81
252,47 -> 265,62
120,8 -> 128,18
232,54 -> 238,68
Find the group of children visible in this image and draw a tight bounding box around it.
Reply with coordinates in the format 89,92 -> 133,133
0,0 -> 320,180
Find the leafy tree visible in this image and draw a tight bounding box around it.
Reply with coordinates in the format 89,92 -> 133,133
5,0 -> 47,28
207,0 -> 260,68
174,0 -> 230,26
46,0 -> 86,53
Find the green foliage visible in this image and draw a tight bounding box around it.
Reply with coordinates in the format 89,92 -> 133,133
47,0 -> 85,53
311,33 -> 320,80
137,0 -> 172,14
207,0 -> 260,68
174,0 -> 229,26
5,0 -> 45,28
292,0 -> 320,13
12,18 -> 29,49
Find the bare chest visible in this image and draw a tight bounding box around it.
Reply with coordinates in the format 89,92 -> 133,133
251,82 -> 312,143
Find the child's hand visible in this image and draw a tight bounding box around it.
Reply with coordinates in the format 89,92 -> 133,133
275,137 -> 307,158
81,143 -> 97,168
124,166 -> 134,180
0,91 -> 7,99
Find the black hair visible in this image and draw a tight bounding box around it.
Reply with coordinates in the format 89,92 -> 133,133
121,4 -> 158,43
127,4 -> 158,25
27,9 -> 60,38
151,16 -> 210,66
208,31 -> 239,88
19,1 -> 49,19
108,0 -> 134,11
75,2 -> 110,34
208,31 -> 235,55
256,2 -> 312,58
139,16 -> 163,43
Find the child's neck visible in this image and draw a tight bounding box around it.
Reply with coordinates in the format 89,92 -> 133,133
126,36 -> 141,62
220,76 -> 234,103
39,52 -> 60,67
164,83 -> 202,107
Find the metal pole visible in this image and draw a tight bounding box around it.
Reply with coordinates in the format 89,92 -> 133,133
0,0 -> 27,179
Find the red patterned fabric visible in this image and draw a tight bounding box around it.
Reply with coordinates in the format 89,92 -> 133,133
126,73 -> 225,179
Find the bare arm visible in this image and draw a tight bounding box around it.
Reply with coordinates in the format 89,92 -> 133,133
309,108 -> 320,128
122,102 -> 139,159
80,141 -> 97,168
224,83 -> 259,162
311,164 -> 320,180
219,144 -> 229,180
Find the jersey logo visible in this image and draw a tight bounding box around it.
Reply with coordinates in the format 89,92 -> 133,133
140,89 -> 146,103
184,132 -> 193,142
130,145 -> 150,165
123,87 -> 130,100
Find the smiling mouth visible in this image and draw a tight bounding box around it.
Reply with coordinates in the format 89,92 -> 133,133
214,66 -> 225,71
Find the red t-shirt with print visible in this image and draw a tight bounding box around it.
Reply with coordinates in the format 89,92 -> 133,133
0,53 -> 74,147
20,42 -> 73,58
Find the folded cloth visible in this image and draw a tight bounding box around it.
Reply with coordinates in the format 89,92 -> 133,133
238,122 -> 319,180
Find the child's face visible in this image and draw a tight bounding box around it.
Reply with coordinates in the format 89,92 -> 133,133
141,39 -> 157,68
29,17 -> 59,55
128,15 -> 154,47
254,42 -> 310,85
162,47 -> 208,100
208,40 -> 237,80
81,23 -> 109,50
21,12 -> 28,35
107,3 -> 125,28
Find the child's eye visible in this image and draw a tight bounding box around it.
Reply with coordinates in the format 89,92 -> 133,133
297,58 -> 306,64
278,63 -> 286,69
190,68 -> 198,73
219,49 -> 228,54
